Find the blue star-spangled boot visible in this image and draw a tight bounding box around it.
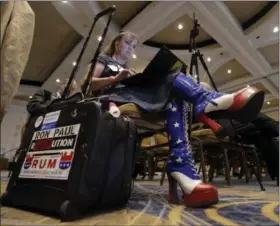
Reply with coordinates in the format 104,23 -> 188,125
165,99 -> 218,207
173,74 -> 264,138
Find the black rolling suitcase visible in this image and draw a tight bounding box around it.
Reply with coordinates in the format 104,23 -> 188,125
1,5 -> 138,221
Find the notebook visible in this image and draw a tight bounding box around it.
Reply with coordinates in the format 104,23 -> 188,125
121,46 -> 187,86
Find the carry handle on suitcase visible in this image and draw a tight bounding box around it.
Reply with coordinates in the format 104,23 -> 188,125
46,4 -> 116,113
60,5 -> 116,100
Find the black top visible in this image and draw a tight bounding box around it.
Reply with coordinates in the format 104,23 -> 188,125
91,54 -> 127,96
97,54 -> 126,78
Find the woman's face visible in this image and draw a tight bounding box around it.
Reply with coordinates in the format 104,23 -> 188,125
115,37 -> 137,59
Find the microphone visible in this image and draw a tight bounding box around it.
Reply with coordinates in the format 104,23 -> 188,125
95,5 -> 116,19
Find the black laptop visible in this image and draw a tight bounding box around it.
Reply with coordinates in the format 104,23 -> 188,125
121,46 -> 187,86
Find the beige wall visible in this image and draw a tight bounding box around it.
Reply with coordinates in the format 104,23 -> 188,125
265,111 -> 279,121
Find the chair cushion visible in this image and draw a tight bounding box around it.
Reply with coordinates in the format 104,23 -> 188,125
118,103 -> 165,131
191,129 -> 230,142
191,129 -> 215,137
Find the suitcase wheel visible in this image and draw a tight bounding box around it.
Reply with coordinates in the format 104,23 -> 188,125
59,200 -> 80,221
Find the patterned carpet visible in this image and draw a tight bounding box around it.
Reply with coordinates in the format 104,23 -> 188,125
0,180 -> 279,225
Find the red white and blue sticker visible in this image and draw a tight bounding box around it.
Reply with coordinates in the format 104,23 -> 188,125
19,124 -> 81,180
40,110 -> 61,130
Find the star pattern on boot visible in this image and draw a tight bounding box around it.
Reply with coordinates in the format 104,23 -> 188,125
176,138 -> 183,144
176,157 -> 183,163
165,99 -> 201,180
168,102 -> 173,109
174,122 -> 179,128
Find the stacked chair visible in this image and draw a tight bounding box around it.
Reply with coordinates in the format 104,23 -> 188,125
118,103 -> 265,191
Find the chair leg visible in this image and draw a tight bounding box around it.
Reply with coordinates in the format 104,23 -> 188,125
208,162 -> 215,182
251,149 -> 262,180
241,151 -> 250,183
229,165 -> 232,177
223,148 -> 231,186
148,155 -> 154,181
198,145 -> 207,183
250,162 -> 266,191
143,157 -> 148,180
248,158 -> 265,191
198,164 -> 202,174
192,137 -> 207,183
238,166 -> 244,179
160,165 -> 166,186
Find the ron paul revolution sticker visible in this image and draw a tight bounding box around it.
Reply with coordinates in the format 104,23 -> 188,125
19,124 -> 81,180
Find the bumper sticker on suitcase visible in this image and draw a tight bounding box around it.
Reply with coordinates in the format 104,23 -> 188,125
34,116 -> 44,128
40,110 -> 61,130
19,124 -> 81,180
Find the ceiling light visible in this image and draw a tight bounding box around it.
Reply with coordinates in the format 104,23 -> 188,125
62,1 -> 68,3
177,24 -> 183,30
56,78 -> 60,83
97,36 -> 102,41
29,96 -> 32,99
227,69 -> 232,74
72,61 -> 76,66
132,54 -> 137,59
267,101 -> 270,105
207,57 -> 211,62
273,26 -> 279,33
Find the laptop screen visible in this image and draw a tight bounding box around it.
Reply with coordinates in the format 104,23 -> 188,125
143,46 -> 186,76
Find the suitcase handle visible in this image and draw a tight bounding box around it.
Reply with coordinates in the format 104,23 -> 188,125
61,5 -> 116,99
47,92 -> 84,112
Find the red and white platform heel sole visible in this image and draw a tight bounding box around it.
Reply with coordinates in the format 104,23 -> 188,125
203,87 -> 265,124
167,174 -> 219,208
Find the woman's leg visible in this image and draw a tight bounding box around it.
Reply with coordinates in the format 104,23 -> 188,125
172,73 -> 265,137
165,98 -> 218,207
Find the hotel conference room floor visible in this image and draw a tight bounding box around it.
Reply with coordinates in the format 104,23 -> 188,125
0,171 -> 279,226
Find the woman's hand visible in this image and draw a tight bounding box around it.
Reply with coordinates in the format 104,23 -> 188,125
128,68 -> 137,77
115,68 -> 137,81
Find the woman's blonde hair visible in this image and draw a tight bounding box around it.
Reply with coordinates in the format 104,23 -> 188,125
80,31 -> 137,96
103,31 -> 138,56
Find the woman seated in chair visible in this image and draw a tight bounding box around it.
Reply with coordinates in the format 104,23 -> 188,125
81,31 -> 264,208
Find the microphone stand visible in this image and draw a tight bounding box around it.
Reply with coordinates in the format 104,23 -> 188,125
188,13 -> 217,89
